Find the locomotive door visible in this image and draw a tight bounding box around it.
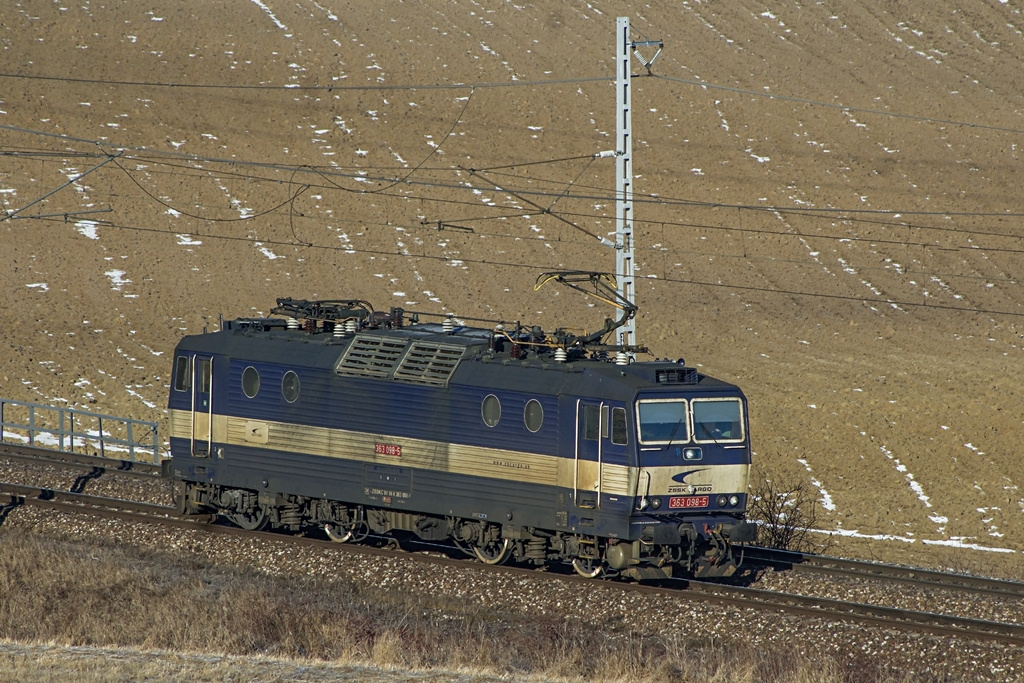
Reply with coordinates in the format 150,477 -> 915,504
574,399 -> 602,509
574,400 -> 630,510
189,355 -> 213,457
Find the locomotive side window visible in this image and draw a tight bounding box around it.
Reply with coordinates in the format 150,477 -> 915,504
637,399 -> 688,445
242,366 -> 260,398
692,398 -> 744,443
282,371 -> 300,403
582,405 -> 600,440
611,407 -> 628,445
524,399 -> 544,433
481,394 -> 501,427
173,356 -> 191,392
196,358 -> 211,392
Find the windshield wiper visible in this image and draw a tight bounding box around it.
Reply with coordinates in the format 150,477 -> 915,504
665,417 -> 685,446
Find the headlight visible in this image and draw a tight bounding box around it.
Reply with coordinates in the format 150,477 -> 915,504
650,497 -> 662,509
683,447 -> 702,460
636,497 -> 649,511
716,495 -> 728,508
729,494 -> 740,507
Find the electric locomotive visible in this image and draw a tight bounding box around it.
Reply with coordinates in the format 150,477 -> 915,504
165,272 -> 756,580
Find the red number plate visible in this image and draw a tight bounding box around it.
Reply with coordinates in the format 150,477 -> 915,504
669,495 -> 709,509
374,443 -> 402,457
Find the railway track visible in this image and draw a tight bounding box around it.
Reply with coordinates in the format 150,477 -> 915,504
742,545 -> 1024,599
7,443 -> 1023,598
1,470 -> 1023,648
0,442 -> 161,480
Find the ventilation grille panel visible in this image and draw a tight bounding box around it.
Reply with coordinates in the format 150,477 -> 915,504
336,335 -> 408,378
392,341 -> 464,386
335,336 -> 464,386
655,367 -> 699,385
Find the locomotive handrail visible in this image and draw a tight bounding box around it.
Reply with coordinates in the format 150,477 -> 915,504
573,399 -> 581,504
0,396 -> 160,464
638,468 -> 652,510
208,357 -> 214,457
597,401 -> 604,510
190,355 -> 196,457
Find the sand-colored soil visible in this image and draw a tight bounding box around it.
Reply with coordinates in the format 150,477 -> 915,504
2,1 -> 1024,572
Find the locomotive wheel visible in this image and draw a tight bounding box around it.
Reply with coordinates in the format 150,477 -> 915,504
225,506 -> 269,531
472,537 -> 513,565
572,556 -> 603,579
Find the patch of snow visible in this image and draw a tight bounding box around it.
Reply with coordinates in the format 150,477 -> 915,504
249,0 -> 288,31
105,270 -> 131,291
76,220 -> 100,239
796,458 -> 836,512
125,387 -> 157,409
255,243 -> 281,260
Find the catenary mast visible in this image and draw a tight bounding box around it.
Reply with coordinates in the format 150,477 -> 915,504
615,17 -> 661,353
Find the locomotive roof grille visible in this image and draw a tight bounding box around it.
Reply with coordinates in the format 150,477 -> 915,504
655,367 -> 699,385
335,334 -> 465,386
336,335 -> 407,378
392,341 -> 464,386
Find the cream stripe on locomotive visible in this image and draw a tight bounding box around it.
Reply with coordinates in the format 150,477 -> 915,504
170,409 -> 637,496
641,463 -> 750,496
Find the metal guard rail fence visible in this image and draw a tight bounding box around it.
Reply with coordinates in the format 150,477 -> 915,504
0,397 -> 160,465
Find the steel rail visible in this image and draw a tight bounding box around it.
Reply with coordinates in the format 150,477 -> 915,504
2,482 -> 1023,648
0,442 -> 162,478
742,545 -> 1024,599
683,580 -> 1024,645
0,482 -> 175,517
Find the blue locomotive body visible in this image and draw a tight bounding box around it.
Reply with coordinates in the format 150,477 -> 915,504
166,300 -> 755,579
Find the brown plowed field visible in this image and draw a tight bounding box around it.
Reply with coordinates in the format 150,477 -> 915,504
3,1 -> 1024,573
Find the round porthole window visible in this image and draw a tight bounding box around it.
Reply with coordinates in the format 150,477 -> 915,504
282,371 -> 300,403
524,399 -> 544,433
482,394 -> 501,427
242,366 -> 260,398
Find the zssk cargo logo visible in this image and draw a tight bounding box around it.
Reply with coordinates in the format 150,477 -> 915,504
668,468 -> 712,494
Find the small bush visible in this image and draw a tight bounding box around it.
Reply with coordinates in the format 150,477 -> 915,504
747,466 -> 834,554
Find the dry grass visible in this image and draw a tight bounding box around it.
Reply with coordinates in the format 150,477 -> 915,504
0,529 -> 894,682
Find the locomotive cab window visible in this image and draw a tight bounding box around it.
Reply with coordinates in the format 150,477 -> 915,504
196,358 -> 211,393
582,405 -> 600,440
637,399 -> 688,445
692,398 -> 744,443
173,356 -> 191,392
611,407 -> 628,445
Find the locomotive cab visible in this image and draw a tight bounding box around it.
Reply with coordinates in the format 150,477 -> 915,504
616,389 -> 756,578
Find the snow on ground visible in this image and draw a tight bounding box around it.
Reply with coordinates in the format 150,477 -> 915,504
796,458 -> 836,512
871,437 -> 950,531
249,0 -> 288,33
76,220 -> 100,239
255,243 -> 282,260
811,524 -> 1019,554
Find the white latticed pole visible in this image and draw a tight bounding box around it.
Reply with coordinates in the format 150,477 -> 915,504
615,16 -> 636,350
